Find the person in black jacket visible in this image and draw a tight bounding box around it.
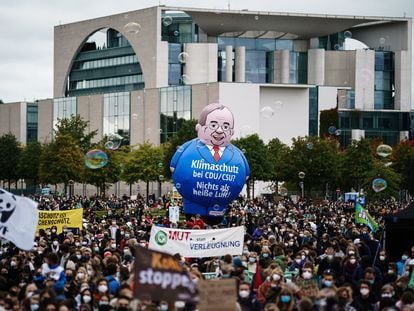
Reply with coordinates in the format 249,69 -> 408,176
350,280 -> 378,311
237,281 -> 261,311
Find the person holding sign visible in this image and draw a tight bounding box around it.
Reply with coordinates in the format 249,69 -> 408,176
170,103 -> 250,221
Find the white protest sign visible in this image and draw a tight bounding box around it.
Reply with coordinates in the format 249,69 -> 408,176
149,226 -> 244,258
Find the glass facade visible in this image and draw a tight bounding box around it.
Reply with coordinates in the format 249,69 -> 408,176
53,97 -> 77,129
67,29 -> 144,97
160,86 -> 192,143
318,32 -> 345,50
27,103 -> 38,143
168,43 -> 183,85
161,12 -> 198,44
217,37 -> 307,84
374,51 -> 394,110
309,87 -> 319,136
103,92 -> 130,145
338,111 -> 410,146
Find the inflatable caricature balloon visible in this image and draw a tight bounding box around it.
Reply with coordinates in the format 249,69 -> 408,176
170,103 -> 250,217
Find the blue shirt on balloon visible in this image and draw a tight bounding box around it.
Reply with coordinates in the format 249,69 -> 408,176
170,138 -> 250,217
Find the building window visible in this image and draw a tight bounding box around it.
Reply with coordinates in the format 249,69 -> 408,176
374,51 -> 394,110
27,103 -> 38,143
53,97 -> 77,129
160,86 -> 192,143
309,87 -> 318,136
103,92 -> 130,145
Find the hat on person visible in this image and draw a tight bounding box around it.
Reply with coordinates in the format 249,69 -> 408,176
104,251 -> 112,258
233,256 -> 243,268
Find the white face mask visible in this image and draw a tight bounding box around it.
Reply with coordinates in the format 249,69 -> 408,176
83,295 -> 91,303
239,290 -> 250,298
302,271 -> 312,279
360,288 -> 370,296
53,241 -> 59,246
350,258 -> 357,264
272,274 -> 281,281
379,255 -> 386,261
77,272 -> 85,280
111,243 -> 116,249
98,285 -> 108,293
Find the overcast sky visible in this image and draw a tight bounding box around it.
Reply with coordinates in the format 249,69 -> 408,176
0,0 -> 413,103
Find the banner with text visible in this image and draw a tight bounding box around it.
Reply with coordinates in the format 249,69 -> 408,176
149,226 -> 244,258
134,246 -> 198,303
37,209 -> 83,234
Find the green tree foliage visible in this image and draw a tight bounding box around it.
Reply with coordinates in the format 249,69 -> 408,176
122,142 -> 164,199
363,160 -> 401,200
162,119 -> 198,179
232,134 -> 271,198
392,141 -> 414,195
341,139 -> 374,191
0,133 -> 20,189
54,115 -> 97,152
267,138 -> 290,182
39,134 -> 84,188
18,141 -> 42,188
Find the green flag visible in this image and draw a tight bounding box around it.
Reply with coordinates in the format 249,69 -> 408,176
355,202 -> 379,232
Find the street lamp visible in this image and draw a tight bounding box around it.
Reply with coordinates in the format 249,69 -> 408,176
298,172 -> 305,198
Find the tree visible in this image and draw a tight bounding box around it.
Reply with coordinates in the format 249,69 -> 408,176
39,134 -> 84,192
232,134 -> 271,198
18,141 -> 42,189
122,142 -> 164,201
363,160 -> 401,200
340,138 -> 374,192
267,138 -> 290,193
392,141 -> 414,195
54,115 -> 97,152
0,133 -> 20,190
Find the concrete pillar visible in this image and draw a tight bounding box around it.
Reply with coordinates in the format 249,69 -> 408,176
394,50 -> 411,111
354,49 -> 375,110
235,46 -> 245,82
225,45 -> 233,82
273,50 -> 290,84
308,49 -> 325,85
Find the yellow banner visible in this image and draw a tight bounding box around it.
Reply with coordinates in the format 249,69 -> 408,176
37,209 -> 83,234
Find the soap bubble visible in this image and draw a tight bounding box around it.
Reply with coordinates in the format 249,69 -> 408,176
85,149 -> 108,169
384,162 -> 393,167
379,37 -> 386,45
335,129 -> 342,136
306,142 -> 313,150
328,126 -> 337,135
344,30 -> 352,38
254,15 -> 259,20
124,22 -> 141,34
260,106 -> 275,118
298,171 -> 305,179
173,30 -> 180,37
132,113 -> 138,120
372,178 -> 387,193
274,100 -> 283,109
279,187 -> 288,196
175,183 -> 181,189
104,141 -> 115,150
242,149 -> 246,153
178,52 -> 189,64
158,162 -> 163,168
334,44 -> 340,50
162,16 -> 173,26
181,74 -> 190,84
159,175 -> 164,181
107,134 -> 123,150
376,144 -> 392,157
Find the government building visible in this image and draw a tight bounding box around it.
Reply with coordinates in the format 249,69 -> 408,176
1,6 -> 412,149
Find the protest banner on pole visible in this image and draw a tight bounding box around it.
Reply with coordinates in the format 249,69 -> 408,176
37,209 -> 83,234
134,246 -> 198,303
148,226 -> 244,258
198,279 -> 237,311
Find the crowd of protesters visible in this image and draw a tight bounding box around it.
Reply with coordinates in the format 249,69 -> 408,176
0,192 -> 413,311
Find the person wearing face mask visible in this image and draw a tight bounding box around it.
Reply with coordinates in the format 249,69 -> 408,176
79,288 -> 94,309
397,251 -> 410,276
317,247 -> 340,280
237,281 -> 261,311
320,270 -> 337,291
289,252 -> 305,272
375,284 -> 396,311
296,262 -> 319,300
375,250 -> 389,277
109,219 -> 122,245
95,279 -> 110,304
257,267 -> 284,305
350,280 -> 378,310
276,287 -> 295,311
341,255 -> 360,286
104,263 -> 120,296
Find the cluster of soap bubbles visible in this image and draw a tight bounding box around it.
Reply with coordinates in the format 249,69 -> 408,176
328,126 -> 341,136
84,134 -> 124,169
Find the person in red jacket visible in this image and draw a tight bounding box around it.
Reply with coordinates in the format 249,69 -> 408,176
194,214 -> 206,229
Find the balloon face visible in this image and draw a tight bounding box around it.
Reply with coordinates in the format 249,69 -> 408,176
197,107 -> 234,147
85,149 -> 108,169
372,178 -> 387,193
376,144 -> 392,158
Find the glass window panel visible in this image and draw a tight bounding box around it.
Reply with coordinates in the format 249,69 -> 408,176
276,40 -> 293,50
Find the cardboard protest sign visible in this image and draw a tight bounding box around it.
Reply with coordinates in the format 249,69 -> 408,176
198,278 -> 237,311
134,246 -> 198,303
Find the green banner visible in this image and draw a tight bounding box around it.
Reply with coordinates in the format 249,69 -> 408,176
355,203 -> 378,232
